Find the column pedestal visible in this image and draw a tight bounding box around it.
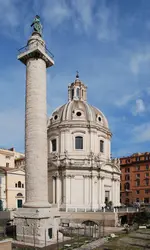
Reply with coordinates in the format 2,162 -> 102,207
14,207 -> 60,246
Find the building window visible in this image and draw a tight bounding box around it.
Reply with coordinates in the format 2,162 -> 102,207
136,179 -> 140,187
125,168 -> 130,173
145,179 -> 149,186
22,184 -> 24,188
71,89 -> 74,99
15,183 -> 17,188
75,136 -> 83,149
124,182 -> 130,190
136,157 -> 140,161
136,198 -> 139,202
18,181 -> 21,188
17,193 -> 23,197
51,139 -> 57,152
125,198 -> 129,204
0,200 -> 3,211
136,190 -> 140,194
145,173 -> 149,177
125,175 -> 130,181
144,198 -> 149,203
146,165 -> 149,170
145,189 -> 149,194
6,163 -> 9,168
145,156 -> 149,161
100,140 -> 104,153
136,165 -> 140,171
136,174 -> 140,178
76,88 -> 80,98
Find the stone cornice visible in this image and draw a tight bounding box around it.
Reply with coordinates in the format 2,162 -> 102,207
48,121 -> 111,136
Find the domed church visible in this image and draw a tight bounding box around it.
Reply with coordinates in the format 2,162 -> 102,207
47,74 -> 121,212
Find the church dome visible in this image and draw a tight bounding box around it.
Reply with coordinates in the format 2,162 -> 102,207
49,75 -> 109,129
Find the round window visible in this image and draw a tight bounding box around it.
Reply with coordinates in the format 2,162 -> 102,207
76,111 -> 82,117
98,116 -> 101,122
54,115 -> 58,120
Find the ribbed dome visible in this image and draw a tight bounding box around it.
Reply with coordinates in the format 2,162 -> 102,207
49,100 -> 109,129
48,76 -> 109,129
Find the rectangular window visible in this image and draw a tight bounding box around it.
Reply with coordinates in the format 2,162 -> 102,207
136,165 -> 140,171
136,180 -> 140,186
136,157 -> 140,161
6,163 -> 9,168
145,173 -> 149,177
125,175 -> 130,181
146,165 -> 149,170
136,174 -> 140,178
145,156 -> 149,161
75,136 -> 83,149
48,228 -> 53,239
136,198 -> 139,202
136,190 -> 140,194
100,140 -> 104,153
145,179 -> 149,186
145,189 -> 149,194
51,139 -> 57,152
125,167 -> 130,173
144,198 -> 149,203
105,191 -> 110,203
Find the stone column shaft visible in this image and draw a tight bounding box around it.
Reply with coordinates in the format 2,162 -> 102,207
24,56 -> 50,208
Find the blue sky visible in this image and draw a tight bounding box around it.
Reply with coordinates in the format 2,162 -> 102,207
1,0 -> 150,157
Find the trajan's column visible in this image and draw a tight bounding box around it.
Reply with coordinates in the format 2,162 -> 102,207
14,16 -> 60,246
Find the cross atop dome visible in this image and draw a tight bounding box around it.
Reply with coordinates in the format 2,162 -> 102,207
68,73 -> 87,101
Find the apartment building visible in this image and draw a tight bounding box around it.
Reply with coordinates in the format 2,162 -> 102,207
120,152 -> 150,205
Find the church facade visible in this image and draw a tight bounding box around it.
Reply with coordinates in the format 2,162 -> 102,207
48,75 -> 121,212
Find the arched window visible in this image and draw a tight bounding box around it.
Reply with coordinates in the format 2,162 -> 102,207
76,88 -> 80,98
100,140 -> 104,153
75,136 -> 83,149
18,181 -> 21,188
124,182 -> 130,190
17,193 -> 23,197
15,183 -> 17,188
71,89 -> 74,99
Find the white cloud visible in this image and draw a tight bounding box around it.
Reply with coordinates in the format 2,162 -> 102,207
130,50 -> 150,75
0,0 -> 19,29
132,122 -> 150,143
71,0 -> 94,33
115,91 -> 139,107
96,2 -> 119,41
42,0 -> 71,28
41,0 -> 118,41
132,99 -> 145,116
